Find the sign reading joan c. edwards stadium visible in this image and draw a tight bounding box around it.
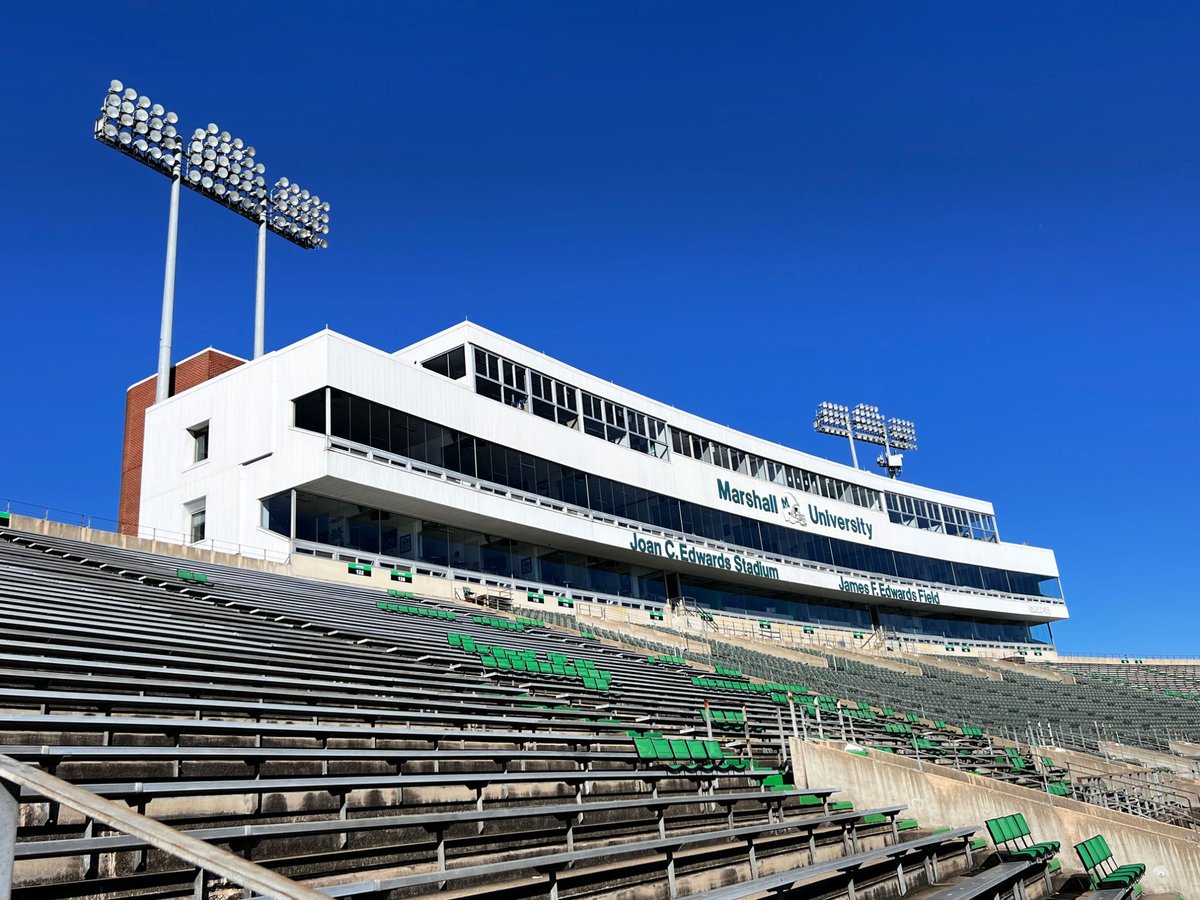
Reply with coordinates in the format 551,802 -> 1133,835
628,534 -> 781,579
716,479 -> 874,539
626,533 -> 940,605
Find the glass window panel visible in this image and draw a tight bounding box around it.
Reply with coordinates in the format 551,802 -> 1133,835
293,389 -> 326,434
329,389 -> 351,439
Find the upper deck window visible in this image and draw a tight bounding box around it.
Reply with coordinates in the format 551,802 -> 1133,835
422,346 -> 467,380
471,345 -> 667,460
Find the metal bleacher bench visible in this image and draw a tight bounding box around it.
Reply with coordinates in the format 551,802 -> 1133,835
15,791 -> 881,863
927,860 -> 1034,900
15,768 -> 809,808
251,813 -> 951,900
685,827 -> 979,900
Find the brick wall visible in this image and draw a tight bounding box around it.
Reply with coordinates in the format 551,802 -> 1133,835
118,350 -> 244,536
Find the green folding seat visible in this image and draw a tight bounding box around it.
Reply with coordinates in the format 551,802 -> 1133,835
684,740 -> 710,767
633,737 -> 656,760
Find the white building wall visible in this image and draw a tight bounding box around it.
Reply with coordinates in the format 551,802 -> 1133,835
137,328 -> 1064,623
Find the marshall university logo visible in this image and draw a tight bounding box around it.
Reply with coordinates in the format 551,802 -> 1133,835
780,492 -> 807,526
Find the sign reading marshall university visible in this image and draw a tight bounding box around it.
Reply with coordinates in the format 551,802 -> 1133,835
716,479 -> 874,540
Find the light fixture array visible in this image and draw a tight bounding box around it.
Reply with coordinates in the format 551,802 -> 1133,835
95,80 -> 330,250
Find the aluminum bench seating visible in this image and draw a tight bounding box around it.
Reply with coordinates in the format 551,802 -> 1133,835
15,768 -> 802,814
250,811 -> 934,899
0,714 -> 659,756
0,617 -> 514,699
0,687 -> 653,738
0,744 -> 641,772
67,803 -> 865,900
0,662 -> 638,732
1079,890 -> 1136,900
14,790 -> 876,864
262,816 -> 912,897
0,635 -> 527,705
927,860 -> 1036,900
685,826 -> 979,900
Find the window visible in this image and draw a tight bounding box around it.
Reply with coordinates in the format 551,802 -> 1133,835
188,423 -> 209,464
293,389 -> 326,433
303,388 -> 1055,598
421,345 -> 467,379
185,499 -> 206,544
261,491 -> 291,536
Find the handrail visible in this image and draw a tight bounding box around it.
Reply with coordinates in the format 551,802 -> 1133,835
0,753 -> 325,900
0,498 -> 290,564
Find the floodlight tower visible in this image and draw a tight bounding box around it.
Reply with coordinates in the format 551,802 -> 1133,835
813,402 -> 919,478
94,80 -> 185,402
813,403 -> 857,468
179,122 -> 330,357
95,80 -> 331,388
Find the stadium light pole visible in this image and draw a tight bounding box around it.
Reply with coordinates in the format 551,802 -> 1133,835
96,81 -> 331,378
94,80 -> 185,402
813,401 -> 919,478
813,403 -> 857,468
255,215 -> 267,358
182,125 -> 330,358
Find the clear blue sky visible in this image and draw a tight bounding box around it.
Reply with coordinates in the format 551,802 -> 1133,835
2,3 -> 1197,656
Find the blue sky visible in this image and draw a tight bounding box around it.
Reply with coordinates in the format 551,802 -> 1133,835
2,3 -> 1197,655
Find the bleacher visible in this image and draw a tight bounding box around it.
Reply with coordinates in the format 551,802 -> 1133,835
0,524 -> 1021,899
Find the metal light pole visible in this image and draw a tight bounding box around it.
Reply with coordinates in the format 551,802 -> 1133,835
157,169 -> 182,401
255,216 -> 267,358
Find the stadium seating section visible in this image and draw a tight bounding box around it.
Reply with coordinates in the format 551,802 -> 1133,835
0,522 -> 1190,898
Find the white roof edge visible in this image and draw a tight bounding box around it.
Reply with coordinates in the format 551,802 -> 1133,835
390,323 -> 996,513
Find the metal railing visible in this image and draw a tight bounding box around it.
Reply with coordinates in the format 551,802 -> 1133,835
0,497 -> 290,564
0,754 -> 324,900
324,437 -> 1066,611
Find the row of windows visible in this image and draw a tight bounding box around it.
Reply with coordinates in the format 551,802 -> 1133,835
886,493 -> 996,541
293,388 -> 1061,600
682,574 -> 1050,644
431,346 -> 999,542
671,424 -> 997,542
469,346 -> 670,458
672,426 -> 883,511
271,489 -> 1046,645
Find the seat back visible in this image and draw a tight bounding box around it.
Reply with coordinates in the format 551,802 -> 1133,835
984,816 -> 1008,847
1012,813 -> 1032,839
1075,834 -> 1111,885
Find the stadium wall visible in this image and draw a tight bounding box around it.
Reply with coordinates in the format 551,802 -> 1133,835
793,738 -> 1199,894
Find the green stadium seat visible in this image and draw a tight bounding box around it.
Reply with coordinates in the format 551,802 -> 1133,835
1075,834 -> 1145,889
985,813 -> 1059,862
